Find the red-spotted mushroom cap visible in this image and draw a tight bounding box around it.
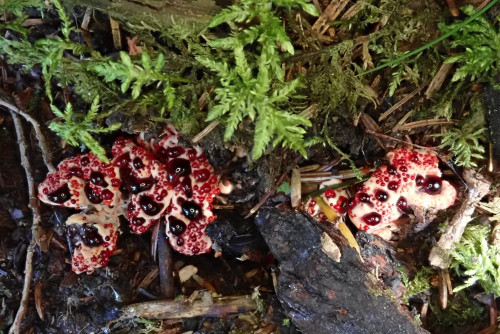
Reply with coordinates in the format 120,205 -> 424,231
151,127 -> 220,255
66,211 -> 120,274
348,148 -> 457,240
111,137 -> 171,234
306,179 -> 349,220
38,153 -> 122,210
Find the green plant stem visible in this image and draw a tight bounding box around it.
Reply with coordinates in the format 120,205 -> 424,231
358,0 -> 500,77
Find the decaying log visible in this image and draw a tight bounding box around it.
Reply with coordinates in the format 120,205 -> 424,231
64,0 -> 220,29
429,169 -> 491,269
120,291 -> 256,320
255,207 -> 427,334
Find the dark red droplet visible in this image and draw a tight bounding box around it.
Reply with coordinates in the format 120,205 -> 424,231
132,157 -> 144,169
131,216 -> 145,226
362,212 -> 382,226
397,196 -> 409,212
357,192 -> 371,203
101,189 -> 114,200
424,175 -> 442,194
375,190 -> 389,202
415,175 -> 425,186
400,166 -> 408,172
387,164 -> 398,176
165,146 -> 185,159
169,216 -> 186,236
410,152 -> 420,163
387,181 -> 399,191
192,169 -> 211,183
113,152 -> 130,167
47,183 -> 71,203
80,156 -> 90,166
177,237 -> 184,246
80,223 -> 103,247
68,167 -> 83,179
192,247 -> 200,254
90,171 -> 107,187
180,177 -> 192,198
166,158 -> 191,185
139,195 -> 164,216
84,183 -> 103,204
111,178 -> 121,187
181,201 -> 202,220
347,198 -> 356,210
129,177 -> 156,194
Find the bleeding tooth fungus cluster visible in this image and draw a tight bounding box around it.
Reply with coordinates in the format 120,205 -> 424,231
38,126 -> 220,274
307,148 -> 457,240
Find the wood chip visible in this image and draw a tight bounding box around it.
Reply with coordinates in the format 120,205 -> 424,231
321,232 -> 341,262
299,164 -> 320,173
438,270 -> 448,309
291,167 -> 301,208
340,1 -> 365,20
179,265 -> 198,283
137,268 -> 159,290
109,17 -> 122,50
425,63 -> 453,99
311,0 -> 350,35
192,120 -> 219,144
445,0 -> 459,16
121,292 -> 256,320
35,282 -> 44,320
360,112 -> 385,149
81,8 -> 93,31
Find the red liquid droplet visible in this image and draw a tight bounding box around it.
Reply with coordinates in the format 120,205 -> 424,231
192,169 -> 211,183
362,212 -> 382,226
139,195 -> 164,216
375,190 -> 389,202
387,164 -> 398,176
47,183 -> 71,203
357,192 -> 371,203
90,171 -> 107,187
169,216 -> 186,236
131,216 -> 145,226
166,158 -> 191,185
80,156 -> 90,166
84,183 -> 102,204
181,201 -> 202,220
387,181 -> 399,191
113,152 -> 130,167
132,157 -> 144,169
424,175 -> 442,194
80,223 -> 103,247
397,196 -> 409,212
415,175 -> 425,186
68,167 -> 83,179
101,189 -> 114,200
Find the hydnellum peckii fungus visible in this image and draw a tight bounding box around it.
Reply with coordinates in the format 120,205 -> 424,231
307,149 -> 457,241
38,126 -> 220,274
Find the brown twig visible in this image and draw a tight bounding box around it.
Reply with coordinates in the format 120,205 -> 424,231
378,86 -> 424,122
398,119 -> 457,131
0,98 -> 55,173
192,120 -> 219,144
8,111 -> 42,334
157,223 -> 174,299
365,130 -> 438,150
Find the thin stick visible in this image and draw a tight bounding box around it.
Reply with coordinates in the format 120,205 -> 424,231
399,119 -> 457,131
0,99 -> 55,173
8,112 -> 41,334
365,130 -> 437,150
158,223 -> 174,299
192,120 -> 219,144
378,86 -> 423,122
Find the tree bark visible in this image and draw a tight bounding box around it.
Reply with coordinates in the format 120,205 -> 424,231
255,207 -> 427,334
